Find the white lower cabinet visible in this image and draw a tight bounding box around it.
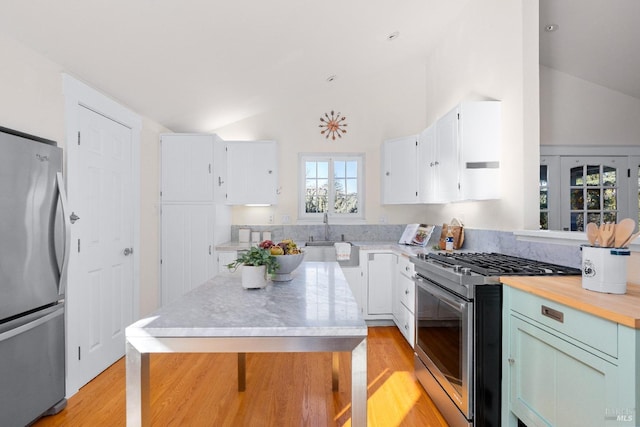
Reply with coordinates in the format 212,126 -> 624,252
161,204 -> 219,305
367,252 -> 396,316
504,287 -> 638,427
393,256 -> 415,347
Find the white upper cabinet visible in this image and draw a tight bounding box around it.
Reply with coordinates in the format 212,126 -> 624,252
381,135 -> 420,204
457,101 -> 501,201
225,140 -> 278,205
161,134 -> 224,202
383,100 -> 501,204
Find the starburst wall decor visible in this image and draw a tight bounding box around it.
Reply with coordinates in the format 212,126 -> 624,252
319,110 -> 347,140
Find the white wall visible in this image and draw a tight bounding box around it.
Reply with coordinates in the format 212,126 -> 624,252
0,33 -> 168,316
214,59 -> 432,226
216,0 -> 539,231
417,0 -> 539,231
541,65 -> 640,146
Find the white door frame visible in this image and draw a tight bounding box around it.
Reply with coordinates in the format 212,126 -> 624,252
63,74 -> 141,397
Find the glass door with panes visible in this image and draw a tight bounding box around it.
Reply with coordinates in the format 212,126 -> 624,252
560,157 -> 628,231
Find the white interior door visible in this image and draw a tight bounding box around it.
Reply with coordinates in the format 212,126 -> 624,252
71,105 -> 135,389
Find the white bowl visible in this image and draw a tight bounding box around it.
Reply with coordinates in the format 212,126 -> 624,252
271,252 -> 305,282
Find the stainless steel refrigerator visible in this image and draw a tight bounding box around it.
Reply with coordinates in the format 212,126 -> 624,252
0,126 -> 70,426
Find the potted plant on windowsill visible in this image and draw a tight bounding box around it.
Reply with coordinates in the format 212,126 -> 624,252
226,247 -> 279,289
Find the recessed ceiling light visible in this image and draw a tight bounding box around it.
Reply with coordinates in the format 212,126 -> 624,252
544,24 -> 559,32
387,31 -> 400,41
326,75 -> 337,83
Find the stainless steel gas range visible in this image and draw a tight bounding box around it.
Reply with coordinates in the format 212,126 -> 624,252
411,252 -> 581,427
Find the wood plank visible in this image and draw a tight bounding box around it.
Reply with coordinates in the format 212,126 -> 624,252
501,276 -> 640,328
34,327 -> 447,426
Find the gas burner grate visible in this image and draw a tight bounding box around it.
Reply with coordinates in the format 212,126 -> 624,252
427,252 -> 581,276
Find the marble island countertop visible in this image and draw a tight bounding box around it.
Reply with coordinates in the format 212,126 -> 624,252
127,261 -> 367,338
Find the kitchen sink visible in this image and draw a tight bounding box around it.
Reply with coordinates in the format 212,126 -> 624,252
303,242 -> 359,267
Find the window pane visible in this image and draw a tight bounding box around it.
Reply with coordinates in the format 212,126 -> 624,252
603,212 -> 617,223
346,161 -> 358,178
570,189 -> 584,210
306,162 -> 317,178
346,178 -> 358,195
602,167 -> 616,186
334,161 -> 345,178
540,189 -> 548,210
317,162 -> 328,178
587,213 -> 600,224
540,165 -> 548,186
540,212 -> 548,230
571,212 -> 584,232
585,165 -> 600,186
603,188 -> 617,210
586,189 -> 600,210
570,166 -> 584,186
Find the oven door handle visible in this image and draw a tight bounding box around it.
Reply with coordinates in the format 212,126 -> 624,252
414,275 -> 468,311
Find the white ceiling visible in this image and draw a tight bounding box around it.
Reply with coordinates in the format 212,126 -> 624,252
1,1 -> 637,134
0,0 -> 470,132
539,0 -> 640,100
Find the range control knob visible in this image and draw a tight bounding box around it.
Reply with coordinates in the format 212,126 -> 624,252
452,265 -> 462,273
461,267 -> 472,275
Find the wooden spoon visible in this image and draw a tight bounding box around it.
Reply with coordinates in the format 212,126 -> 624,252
614,218 -> 636,248
599,223 -> 615,248
585,222 -> 598,246
621,231 -> 640,248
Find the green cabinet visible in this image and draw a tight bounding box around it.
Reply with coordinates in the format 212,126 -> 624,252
503,287 -> 639,427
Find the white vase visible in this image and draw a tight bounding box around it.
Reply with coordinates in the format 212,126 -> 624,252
241,265 -> 267,289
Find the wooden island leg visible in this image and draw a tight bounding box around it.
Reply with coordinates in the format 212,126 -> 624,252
332,352 -> 339,391
238,353 -> 246,392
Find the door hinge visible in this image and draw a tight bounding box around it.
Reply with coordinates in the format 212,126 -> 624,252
77,239 -> 81,253
78,346 -> 81,360
77,131 -> 81,145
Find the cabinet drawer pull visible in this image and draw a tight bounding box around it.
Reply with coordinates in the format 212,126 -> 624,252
541,305 -> 564,323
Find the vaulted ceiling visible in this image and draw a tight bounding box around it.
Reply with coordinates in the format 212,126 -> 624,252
1,1 -> 637,134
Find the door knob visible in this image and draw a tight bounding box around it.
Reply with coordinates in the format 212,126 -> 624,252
123,247 -> 133,256
70,212 -> 80,224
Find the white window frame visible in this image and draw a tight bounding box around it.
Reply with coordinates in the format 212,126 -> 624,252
298,153 -> 365,222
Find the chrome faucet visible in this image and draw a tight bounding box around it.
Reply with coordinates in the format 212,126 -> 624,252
323,212 -> 329,241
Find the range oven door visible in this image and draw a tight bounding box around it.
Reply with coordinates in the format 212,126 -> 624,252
415,274 -> 473,419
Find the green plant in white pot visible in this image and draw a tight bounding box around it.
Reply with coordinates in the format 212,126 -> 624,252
226,247 -> 279,289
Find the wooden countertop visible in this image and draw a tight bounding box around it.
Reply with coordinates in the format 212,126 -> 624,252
500,275 -> 640,329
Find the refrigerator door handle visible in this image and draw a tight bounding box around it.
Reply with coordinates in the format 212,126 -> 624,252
56,172 -> 72,296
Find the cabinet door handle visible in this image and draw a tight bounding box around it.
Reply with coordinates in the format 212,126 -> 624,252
405,289 -> 410,295
541,305 -> 564,323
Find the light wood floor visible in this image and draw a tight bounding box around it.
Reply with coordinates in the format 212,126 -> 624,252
34,327 -> 447,426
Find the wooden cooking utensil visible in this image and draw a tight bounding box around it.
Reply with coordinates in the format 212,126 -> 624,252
585,222 -> 598,246
614,218 -> 636,248
621,231 -> 640,248
599,223 -> 615,248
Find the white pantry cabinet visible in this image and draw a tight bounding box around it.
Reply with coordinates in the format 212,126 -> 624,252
225,140 -> 278,205
161,204 -> 218,304
160,133 -> 231,306
381,135 -> 420,204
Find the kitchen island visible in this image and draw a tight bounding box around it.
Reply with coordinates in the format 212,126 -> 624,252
125,261 -> 368,426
